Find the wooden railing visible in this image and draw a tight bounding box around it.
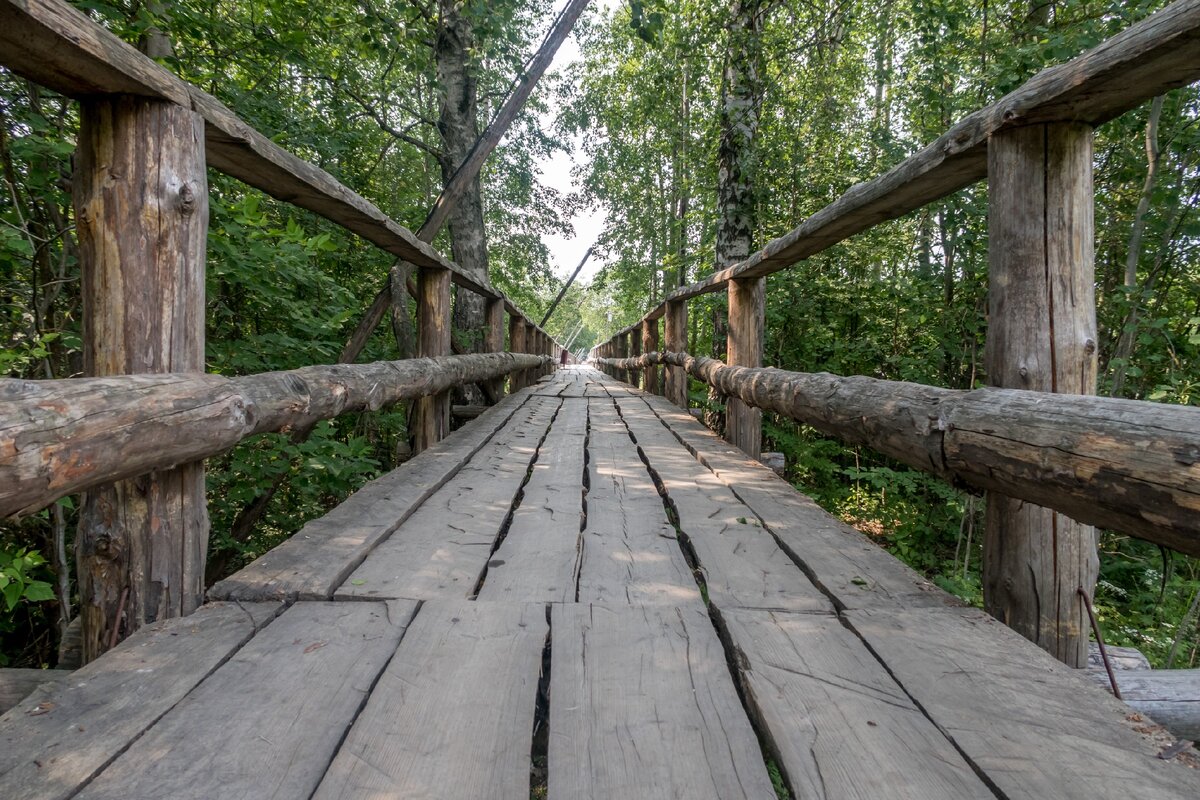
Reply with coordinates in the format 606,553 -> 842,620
593,0 -> 1200,669
0,0 -> 565,659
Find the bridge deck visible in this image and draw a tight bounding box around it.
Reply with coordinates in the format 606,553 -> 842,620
2,367 -> 1196,799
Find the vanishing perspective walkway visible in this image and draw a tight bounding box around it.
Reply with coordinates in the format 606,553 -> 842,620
2,367 -> 1197,799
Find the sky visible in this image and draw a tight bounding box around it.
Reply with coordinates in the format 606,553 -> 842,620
533,1 -> 610,286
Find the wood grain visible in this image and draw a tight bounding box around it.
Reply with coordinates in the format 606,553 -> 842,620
549,603 -> 775,799
337,397 -> 559,600
577,399 -> 701,607
74,600 -> 416,800
718,607 -> 993,799
0,669 -> 71,715
845,605 -> 1200,798
313,599 -> 547,800
414,266 -> 452,452
725,276 -> 764,458
477,398 -> 586,602
0,601 -> 280,800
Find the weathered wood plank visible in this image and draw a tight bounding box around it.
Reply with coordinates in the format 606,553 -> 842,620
718,608 -> 992,799
1086,669 -> 1200,741
477,398 -> 586,602
636,392 -> 955,610
549,603 -> 775,799
336,397 -> 560,600
601,352 -> 1200,556
0,669 -> 71,715
210,388 -> 535,601
74,600 -> 417,800
0,601 -> 280,800
313,599 -> 547,800
577,400 -> 701,607
844,605 -> 1200,798
612,391 -> 832,613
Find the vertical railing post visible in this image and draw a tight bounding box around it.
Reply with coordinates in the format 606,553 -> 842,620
509,314 -> 527,391
484,297 -> 505,399
616,331 -> 629,384
630,324 -> 643,390
413,264 -> 452,453
664,299 -> 688,409
984,123 -> 1098,668
74,97 -> 208,661
726,276 -> 765,458
642,318 -> 660,395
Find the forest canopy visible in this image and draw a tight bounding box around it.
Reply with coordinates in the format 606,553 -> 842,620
1,0 -> 1197,669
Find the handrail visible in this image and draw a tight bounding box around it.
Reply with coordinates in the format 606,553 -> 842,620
621,0 -> 1200,324
597,352 -> 1200,557
0,353 -> 551,518
0,0 -> 559,340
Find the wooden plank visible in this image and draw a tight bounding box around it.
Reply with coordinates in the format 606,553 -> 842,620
74,600 -> 417,800
613,392 -> 832,613
0,669 -> 71,715
337,397 -> 560,600
549,603 -> 775,799
844,605 -> 1200,798
577,400 -> 701,607
313,599 -> 547,800
0,601 -> 280,800
1086,669 -> 1200,740
717,608 -> 992,799
477,399 -> 586,602
209,388 -> 535,601
636,392 -> 955,611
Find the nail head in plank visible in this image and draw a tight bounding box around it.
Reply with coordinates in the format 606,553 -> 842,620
313,599 -> 548,800
0,601 -> 281,800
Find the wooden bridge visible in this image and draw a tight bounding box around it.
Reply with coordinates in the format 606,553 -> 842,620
1,366 -> 1195,799
2,0 -> 1200,798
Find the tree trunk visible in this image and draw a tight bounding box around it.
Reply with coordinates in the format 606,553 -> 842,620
73,97 -> 208,662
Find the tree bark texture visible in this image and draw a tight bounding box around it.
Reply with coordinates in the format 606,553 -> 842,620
73,96 -> 208,662
595,352 -> 1199,558
1,352 -> 549,518
726,276 -> 764,458
414,266 -> 452,453
984,123 -> 1098,668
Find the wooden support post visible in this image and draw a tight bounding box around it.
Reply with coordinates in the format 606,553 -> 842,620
74,97 -> 208,662
484,298 -> 505,399
508,315 -> 527,391
726,276 -> 765,458
984,123 -> 1098,668
664,300 -> 688,409
413,265 -> 452,453
630,325 -> 643,390
642,318 -> 659,394
616,332 -> 629,384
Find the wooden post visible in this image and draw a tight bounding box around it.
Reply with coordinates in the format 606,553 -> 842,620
616,331 -> 629,384
630,325 -> 643,390
984,123 -> 1098,668
508,315 -> 527,391
484,298 -> 505,399
726,276 -> 765,458
664,300 -> 688,409
74,97 -> 208,662
413,266 -> 452,452
642,318 -> 659,394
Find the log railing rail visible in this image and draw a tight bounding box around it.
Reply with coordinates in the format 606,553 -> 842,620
592,0 -> 1200,669
0,0 -> 568,658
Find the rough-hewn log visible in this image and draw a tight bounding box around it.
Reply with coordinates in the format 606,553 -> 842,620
726,276 -> 764,458
74,96 -> 208,662
451,404 -> 488,420
664,302 -> 688,408
984,123 -> 1098,668
0,353 -> 549,519
642,319 -> 660,395
595,352 -> 1200,556
413,267 -> 452,453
